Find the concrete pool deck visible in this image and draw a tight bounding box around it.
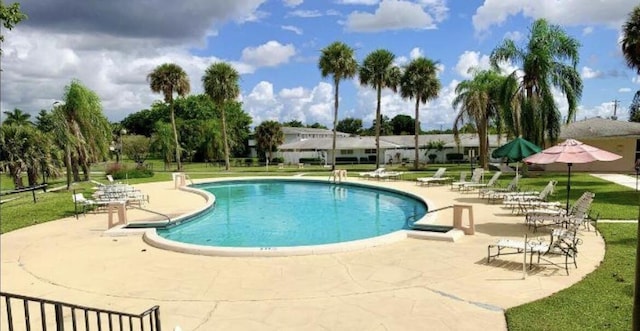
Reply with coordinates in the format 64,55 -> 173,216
0,176 -> 606,330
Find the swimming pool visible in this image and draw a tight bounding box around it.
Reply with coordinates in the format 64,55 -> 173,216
156,179 -> 428,248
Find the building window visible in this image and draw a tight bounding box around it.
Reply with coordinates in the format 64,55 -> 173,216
340,150 -> 354,155
364,149 -> 376,154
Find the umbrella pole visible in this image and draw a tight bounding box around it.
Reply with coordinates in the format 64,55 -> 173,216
566,163 -> 572,213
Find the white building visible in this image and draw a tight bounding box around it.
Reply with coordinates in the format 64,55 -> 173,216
278,133 -> 509,165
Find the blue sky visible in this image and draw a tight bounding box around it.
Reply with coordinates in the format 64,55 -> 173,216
1,0 -> 638,130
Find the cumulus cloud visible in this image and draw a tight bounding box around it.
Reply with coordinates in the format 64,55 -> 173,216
576,101 -> 627,121
288,9 -> 323,17
281,25 -> 303,35
453,50 -> 517,79
618,87 -> 632,93
409,47 -> 423,59
19,0 -> 267,42
503,30 -> 523,42
336,0 -> 380,5
454,51 -> 491,78
472,0 -> 638,33
581,66 -> 603,79
345,0 -> 448,32
241,41 -> 296,67
582,26 -> 594,35
283,0 -> 304,7
243,81 -> 335,126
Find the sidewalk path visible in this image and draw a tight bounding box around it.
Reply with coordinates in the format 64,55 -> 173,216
591,173 -> 639,191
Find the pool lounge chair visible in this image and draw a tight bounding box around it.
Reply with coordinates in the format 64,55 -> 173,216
451,168 -> 484,191
377,171 -> 403,180
481,174 -> 521,201
488,227 -> 582,275
501,180 -> 557,213
72,193 -> 111,215
525,192 -> 595,232
359,168 -> 385,180
416,167 -> 449,186
461,171 -> 501,192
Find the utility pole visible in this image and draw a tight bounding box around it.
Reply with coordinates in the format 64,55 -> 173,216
612,99 -> 620,120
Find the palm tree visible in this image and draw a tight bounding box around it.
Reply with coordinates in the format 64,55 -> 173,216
452,69 -> 504,169
360,49 -> 401,168
2,108 -> 31,126
202,62 -> 240,171
624,7 -> 640,330
255,120 -> 284,162
622,5 -> 640,74
151,121 -> 176,171
399,57 -> 441,169
147,63 -> 191,171
490,18 -> 582,147
318,41 -> 358,170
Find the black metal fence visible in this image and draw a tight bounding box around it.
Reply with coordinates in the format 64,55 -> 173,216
0,292 -> 161,331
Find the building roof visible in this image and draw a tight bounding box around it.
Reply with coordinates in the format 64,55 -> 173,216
279,133 -> 508,151
560,117 -> 640,139
282,126 -> 349,136
279,136 -> 401,151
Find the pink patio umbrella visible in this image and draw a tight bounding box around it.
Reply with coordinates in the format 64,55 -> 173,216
523,139 -> 622,212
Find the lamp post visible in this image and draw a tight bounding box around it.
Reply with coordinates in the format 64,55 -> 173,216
118,128 -> 127,163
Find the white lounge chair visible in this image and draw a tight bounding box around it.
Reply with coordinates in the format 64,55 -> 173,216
525,192 -> 595,232
359,168 -> 385,180
481,174 -> 521,201
72,193 -> 110,216
416,168 -> 450,186
502,180 -> 558,213
461,171 -> 501,192
488,227 -> 582,275
451,168 -> 484,191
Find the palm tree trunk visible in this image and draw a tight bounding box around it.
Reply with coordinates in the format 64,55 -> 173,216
9,164 -> 23,189
221,104 -> 231,171
71,157 -> 81,182
170,104 -> 182,171
27,167 -> 38,187
375,85 -> 382,169
65,146 -> 72,189
414,97 -> 420,170
331,79 -> 339,171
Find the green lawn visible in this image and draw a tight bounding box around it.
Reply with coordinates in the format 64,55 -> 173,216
1,162 -> 638,330
506,223 -> 637,330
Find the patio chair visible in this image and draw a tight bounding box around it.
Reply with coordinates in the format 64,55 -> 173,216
481,174 -> 521,201
416,167 -> 449,186
377,171 -> 403,180
502,180 -> 558,213
487,227 -> 581,275
72,193 -> 110,216
359,168 -> 385,180
450,171 -> 467,190
487,234 -> 543,268
451,168 -> 484,191
500,180 -> 557,201
525,192 -> 595,232
461,171 -> 502,192
532,226 -> 583,275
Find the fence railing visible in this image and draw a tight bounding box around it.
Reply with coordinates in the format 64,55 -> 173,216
0,292 -> 161,331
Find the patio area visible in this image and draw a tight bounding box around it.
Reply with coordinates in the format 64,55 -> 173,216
0,177 -> 606,330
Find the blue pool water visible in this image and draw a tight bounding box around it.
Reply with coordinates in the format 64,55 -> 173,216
157,180 -> 428,247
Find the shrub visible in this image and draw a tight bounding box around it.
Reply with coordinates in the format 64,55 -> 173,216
106,163 -> 154,179
299,158 -> 322,165
271,157 -> 284,163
